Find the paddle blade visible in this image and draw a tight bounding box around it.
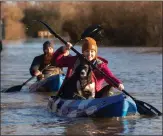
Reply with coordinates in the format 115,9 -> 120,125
80,25 -> 104,41
2,85 -> 23,93
136,100 -> 162,116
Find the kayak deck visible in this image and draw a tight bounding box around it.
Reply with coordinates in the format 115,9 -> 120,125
29,74 -> 65,92
47,93 -> 138,118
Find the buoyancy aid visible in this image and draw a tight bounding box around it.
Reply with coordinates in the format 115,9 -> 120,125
71,57 -> 104,75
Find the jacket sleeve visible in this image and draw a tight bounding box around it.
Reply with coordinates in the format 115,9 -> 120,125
29,56 -> 41,76
100,63 -> 122,88
53,46 -> 77,67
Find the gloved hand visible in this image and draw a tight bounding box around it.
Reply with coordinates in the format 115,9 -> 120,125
118,83 -> 124,91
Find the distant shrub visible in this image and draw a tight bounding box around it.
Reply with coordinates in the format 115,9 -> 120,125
2,1 -> 162,46
22,5 -> 61,38
3,4 -> 26,40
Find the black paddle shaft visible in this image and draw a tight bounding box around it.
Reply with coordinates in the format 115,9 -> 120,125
21,64 -> 51,86
37,20 -> 162,116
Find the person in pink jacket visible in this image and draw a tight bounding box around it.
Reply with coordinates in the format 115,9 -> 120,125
55,37 -> 124,98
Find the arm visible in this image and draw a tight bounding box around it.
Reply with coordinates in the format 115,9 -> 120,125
53,46 -> 77,68
29,56 -> 42,76
100,63 -> 124,90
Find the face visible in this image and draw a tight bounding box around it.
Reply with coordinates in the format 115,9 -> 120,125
83,49 -> 96,61
80,64 -> 89,78
44,47 -> 54,55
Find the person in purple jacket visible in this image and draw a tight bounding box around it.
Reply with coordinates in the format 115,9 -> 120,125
55,37 -> 124,98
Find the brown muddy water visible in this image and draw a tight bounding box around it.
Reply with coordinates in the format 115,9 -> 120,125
1,40 -> 162,135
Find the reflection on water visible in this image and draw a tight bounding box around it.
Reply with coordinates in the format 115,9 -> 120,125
65,117 -> 137,135
1,100 -> 138,135
1,41 -> 162,135
1,107 -> 67,135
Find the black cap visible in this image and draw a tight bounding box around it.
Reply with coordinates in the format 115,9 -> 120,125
43,41 -> 53,51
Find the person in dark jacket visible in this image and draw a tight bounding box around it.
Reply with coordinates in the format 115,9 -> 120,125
30,41 -> 65,81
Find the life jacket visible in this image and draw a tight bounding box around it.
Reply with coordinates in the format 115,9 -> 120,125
71,57 -> 105,84
72,57 -> 104,75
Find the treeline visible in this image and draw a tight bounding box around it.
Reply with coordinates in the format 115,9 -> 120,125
2,1 -> 162,46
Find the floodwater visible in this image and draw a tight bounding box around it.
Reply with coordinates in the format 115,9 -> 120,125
1,39 -> 162,135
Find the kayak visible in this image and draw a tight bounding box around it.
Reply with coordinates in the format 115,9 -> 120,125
47,93 -> 138,118
29,74 -> 65,92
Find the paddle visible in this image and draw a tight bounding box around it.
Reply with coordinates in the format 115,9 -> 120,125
36,20 -> 162,116
34,20 -> 103,96
2,64 -> 51,93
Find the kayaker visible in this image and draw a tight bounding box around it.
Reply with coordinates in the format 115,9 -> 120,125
29,40 -> 69,81
55,37 -> 124,98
